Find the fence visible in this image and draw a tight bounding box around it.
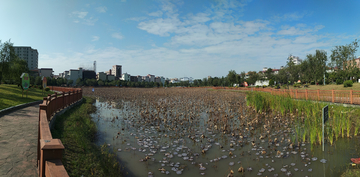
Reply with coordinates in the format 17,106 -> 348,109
37,87 -> 82,177
212,87 -> 360,105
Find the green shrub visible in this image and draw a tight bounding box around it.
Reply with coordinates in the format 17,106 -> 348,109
310,81 -> 315,85
293,83 -> 301,88
256,86 -> 260,88
343,80 -> 353,87
336,79 -> 343,85
39,85 -> 43,90
269,79 -> 274,86
45,87 -> 50,91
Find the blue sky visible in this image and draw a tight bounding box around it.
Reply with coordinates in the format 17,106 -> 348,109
1,0 -> 360,79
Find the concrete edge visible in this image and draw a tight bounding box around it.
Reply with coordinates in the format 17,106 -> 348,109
0,100 -> 43,117
49,98 -> 84,130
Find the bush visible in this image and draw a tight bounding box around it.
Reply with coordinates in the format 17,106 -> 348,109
336,79 -> 343,85
39,85 -> 43,90
293,83 -> 301,88
45,87 -> 50,91
269,79 -> 274,86
344,80 -> 353,87
310,81 -> 315,85
255,86 -> 260,88
262,85 -> 267,88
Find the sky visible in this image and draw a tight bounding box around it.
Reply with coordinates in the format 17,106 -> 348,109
1,0 -> 360,79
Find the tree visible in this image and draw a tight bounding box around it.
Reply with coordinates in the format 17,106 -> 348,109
35,76 -> 42,85
331,39 -> 359,81
67,79 -> 73,86
76,78 -> 83,86
227,70 -> 237,86
98,80 -> 104,86
264,68 -> 274,81
0,40 -> 17,84
246,71 -> 259,85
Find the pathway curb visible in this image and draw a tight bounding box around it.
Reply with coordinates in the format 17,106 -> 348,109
0,100 -> 43,117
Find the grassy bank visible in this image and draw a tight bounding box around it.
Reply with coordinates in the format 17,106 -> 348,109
246,91 -> 360,149
0,84 -> 53,110
51,97 -> 124,177
284,82 -> 360,90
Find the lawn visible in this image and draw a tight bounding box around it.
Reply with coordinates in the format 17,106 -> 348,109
0,84 -> 54,110
284,83 -> 360,91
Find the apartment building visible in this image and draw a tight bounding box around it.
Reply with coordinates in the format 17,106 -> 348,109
112,65 -> 122,79
13,46 -> 39,70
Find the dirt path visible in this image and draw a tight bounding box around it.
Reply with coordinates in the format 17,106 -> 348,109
0,105 -> 39,177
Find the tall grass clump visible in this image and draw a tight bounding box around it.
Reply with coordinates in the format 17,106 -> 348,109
246,90 -> 360,147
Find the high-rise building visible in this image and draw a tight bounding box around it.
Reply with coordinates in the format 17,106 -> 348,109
13,46 -> 39,70
112,65 -> 122,79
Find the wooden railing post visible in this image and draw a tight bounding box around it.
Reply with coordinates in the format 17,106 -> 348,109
306,89 -> 308,100
317,89 -> 320,101
62,92 -> 65,109
39,139 -> 65,177
295,89 -> 298,99
332,89 -> 335,103
350,89 -> 353,104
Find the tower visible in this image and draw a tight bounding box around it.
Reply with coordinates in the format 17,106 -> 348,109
93,61 -> 96,73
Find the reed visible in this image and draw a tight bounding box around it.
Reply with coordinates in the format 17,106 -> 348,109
354,121 -> 359,136
341,112 -> 345,138
346,114 -> 351,138
327,126 -> 334,146
310,128 -> 317,150
302,127 -> 307,143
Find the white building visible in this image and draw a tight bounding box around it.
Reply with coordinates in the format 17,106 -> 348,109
39,68 -> 54,78
13,46 -> 39,70
289,55 -> 302,65
121,73 -> 130,81
254,80 -> 269,87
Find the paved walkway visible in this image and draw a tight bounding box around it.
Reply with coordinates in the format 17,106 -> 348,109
0,105 -> 39,177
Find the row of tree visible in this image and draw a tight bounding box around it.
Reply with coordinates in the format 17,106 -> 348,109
224,40 -> 359,87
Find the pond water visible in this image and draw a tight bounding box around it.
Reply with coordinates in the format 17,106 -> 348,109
89,89 -> 360,177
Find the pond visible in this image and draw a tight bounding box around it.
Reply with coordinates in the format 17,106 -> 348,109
87,88 -> 360,177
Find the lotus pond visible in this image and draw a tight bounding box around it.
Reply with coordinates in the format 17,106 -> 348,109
84,87 -> 360,177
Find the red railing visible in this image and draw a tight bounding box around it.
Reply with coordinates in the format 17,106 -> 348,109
212,87 -> 360,105
37,87 -> 82,177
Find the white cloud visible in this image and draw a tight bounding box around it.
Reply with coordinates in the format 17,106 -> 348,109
112,33 -> 123,39
277,25 -> 324,36
272,12 -> 309,21
96,6 -> 107,13
70,11 -> 97,26
148,11 -> 163,17
83,17 -> 98,26
92,36 -> 100,41
138,18 -> 180,36
72,11 -> 88,19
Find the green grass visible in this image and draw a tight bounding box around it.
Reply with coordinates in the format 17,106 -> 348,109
0,84 -> 54,110
51,97 -> 124,177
